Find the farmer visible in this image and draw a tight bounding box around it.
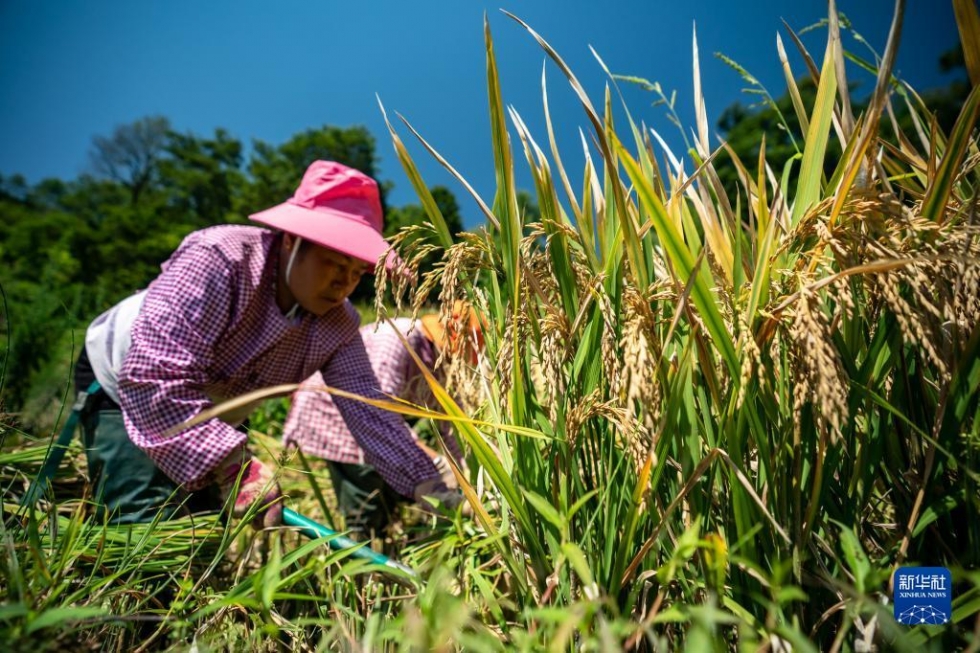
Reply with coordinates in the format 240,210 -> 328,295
74,160 -> 460,527
282,303 -> 483,538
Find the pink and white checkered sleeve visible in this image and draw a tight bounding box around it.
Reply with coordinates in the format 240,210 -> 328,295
118,243 -> 247,489
369,328 -> 414,398
282,372 -> 361,462
321,330 -> 441,497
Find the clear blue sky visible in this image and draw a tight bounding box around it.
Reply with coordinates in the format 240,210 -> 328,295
0,1 -> 961,228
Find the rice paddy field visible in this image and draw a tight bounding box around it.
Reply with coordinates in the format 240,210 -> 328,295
3,3 -> 980,651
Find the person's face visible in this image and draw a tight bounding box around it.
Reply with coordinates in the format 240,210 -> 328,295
285,237 -> 371,315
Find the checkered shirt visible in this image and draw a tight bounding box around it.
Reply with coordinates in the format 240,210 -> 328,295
283,317 -> 464,464
117,225 -> 440,496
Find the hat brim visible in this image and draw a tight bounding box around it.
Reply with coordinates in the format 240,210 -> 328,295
250,202 -> 393,270
420,314 -> 446,350
421,304 -> 486,355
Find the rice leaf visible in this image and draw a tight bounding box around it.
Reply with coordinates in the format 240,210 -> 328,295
792,27 -> 839,226
25,606 -> 107,634
954,0 -> 980,86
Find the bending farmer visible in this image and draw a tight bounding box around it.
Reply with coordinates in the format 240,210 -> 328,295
75,160 -> 460,526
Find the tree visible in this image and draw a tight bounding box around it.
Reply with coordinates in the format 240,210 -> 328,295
159,128 -> 245,225
242,125 -> 381,211
0,174 -> 29,203
88,116 -> 171,205
383,185 -> 464,239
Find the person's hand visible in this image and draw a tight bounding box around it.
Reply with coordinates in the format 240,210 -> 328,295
431,455 -> 462,489
412,478 -> 468,515
416,439 -> 468,490
216,449 -> 283,529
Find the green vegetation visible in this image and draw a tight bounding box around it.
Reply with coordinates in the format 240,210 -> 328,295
3,3 -> 979,651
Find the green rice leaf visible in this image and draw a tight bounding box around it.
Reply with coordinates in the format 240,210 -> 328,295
614,135 -> 739,377
792,28 -> 839,226
523,489 -> 564,532
377,97 -> 455,249
921,83 -> 980,223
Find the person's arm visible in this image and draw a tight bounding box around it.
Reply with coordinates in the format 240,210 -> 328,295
281,371 -> 352,460
374,326 -> 466,464
321,330 -> 444,499
117,240 -> 249,490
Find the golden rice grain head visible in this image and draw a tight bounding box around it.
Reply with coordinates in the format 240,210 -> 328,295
875,270 -> 948,378
735,311 -> 765,410
788,287 -> 849,438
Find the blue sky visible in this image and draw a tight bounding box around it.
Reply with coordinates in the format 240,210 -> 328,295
0,1 -> 961,228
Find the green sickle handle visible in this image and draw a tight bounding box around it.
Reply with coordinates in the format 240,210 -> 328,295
282,507 -> 418,580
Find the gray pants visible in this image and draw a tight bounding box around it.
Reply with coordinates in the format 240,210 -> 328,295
326,461 -> 406,540
80,406 -> 222,524
74,345 -> 221,523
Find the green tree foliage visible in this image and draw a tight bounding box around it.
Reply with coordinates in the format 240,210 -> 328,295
88,115 -> 171,206
384,185 -> 464,238
160,128 -> 246,226
243,125 -> 382,210
0,120 -> 463,429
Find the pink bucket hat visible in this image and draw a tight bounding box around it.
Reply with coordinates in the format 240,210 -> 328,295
249,160 -> 392,269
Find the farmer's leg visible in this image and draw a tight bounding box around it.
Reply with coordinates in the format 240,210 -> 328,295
75,347 -> 180,522
326,460 -> 404,540
75,347 -> 221,522
79,407 -> 184,524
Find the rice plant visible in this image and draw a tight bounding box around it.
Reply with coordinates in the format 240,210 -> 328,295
376,1 -> 980,649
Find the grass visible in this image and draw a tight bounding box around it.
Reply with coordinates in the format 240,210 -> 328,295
3,2 -> 980,650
